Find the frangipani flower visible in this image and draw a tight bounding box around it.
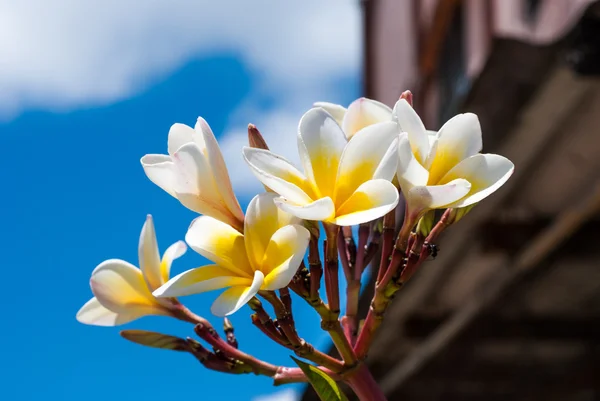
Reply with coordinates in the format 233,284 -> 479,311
242,107 -> 400,226
141,117 -> 245,232
394,98 -> 514,224
153,193 -> 310,317
315,97 -> 393,139
76,216 -> 187,326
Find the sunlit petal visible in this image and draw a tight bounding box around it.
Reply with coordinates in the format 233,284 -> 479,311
153,265 -> 252,298
297,107 -> 347,198
196,117 -> 245,225
275,196 -> 335,222
244,193 -> 301,271
335,121 -> 400,206
396,133 -> 429,193
90,259 -> 162,314
138,215 -> 162,292
341,98 -> 393,139
261,224 -> 310,290
140,155 -> 177,198
335,179 -> 399,226
167,123 -> 195,156
243,147 -> 314,204
314,102 -> 347,126
172,143 -> 240,227
160,240 -> 187,285
405,179 -> 471,214
439,154 -> 514,208
393,99 -> 430,164
210,271 -> 264,317
185,216 -> 253,278
427,113 -> 483,184
76,297 -> 144,327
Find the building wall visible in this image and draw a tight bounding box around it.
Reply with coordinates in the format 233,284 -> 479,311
363,0 -> 595,126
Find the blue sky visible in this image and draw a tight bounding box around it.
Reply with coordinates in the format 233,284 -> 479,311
0,2 -> 361,400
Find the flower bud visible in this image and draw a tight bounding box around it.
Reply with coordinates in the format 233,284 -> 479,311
248,123 -> 269,150
399,90 -> 413,107
416,210 -> 436,237
447,204 -> 476,225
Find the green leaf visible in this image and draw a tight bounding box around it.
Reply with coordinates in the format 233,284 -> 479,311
120,330 -> 188,352
291,356 -> 349,401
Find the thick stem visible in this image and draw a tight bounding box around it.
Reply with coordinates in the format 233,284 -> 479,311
344,280 -> 361,344
354,224 -> 370,281
308,235 -> 322,301
376,210 -> 396,283
346,364 -> 388,401
272,366 -> 341,386
337,230 -> 353,282
323,224 -> 341,314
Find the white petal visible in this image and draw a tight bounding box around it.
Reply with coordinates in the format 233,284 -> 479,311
393,99 -> 430,164
244,193 -> 301,270
314,102 -> 347,126
243,147 -> 314,204
261,224 -> 310,290
406,179 -> 472,213
90,259 -> 163,315
153,265 -> 252,298
373,137 -> 400,181
334,179 -> 399,226
396,133 -> 429,193
210,271 -> 264,317
185,216 -> 254,278
440,154 -> 514,208
195,117 -> 245,225
275,196 -> 335,222
427,113 -> 483,184
335,121 -> 400,205
160,240 -> 187,283
297,107 -> 347,198
76,297 -> 143,327
172,143 -> 240,228
138,215 -> 162,292
167,123 -> 195,156
140,154 -> 177,198
341,97 -> 393,139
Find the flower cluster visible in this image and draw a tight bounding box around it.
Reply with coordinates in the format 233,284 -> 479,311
76,92 -> 513,401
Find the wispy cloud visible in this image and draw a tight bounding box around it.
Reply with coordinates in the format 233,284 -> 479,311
0,0 -> 360,118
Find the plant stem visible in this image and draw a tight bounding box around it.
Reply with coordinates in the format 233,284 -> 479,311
260,291 -> 345,372
194,323 -> 280,377
308,235 -> 322,301
272,366 -> 341,386
346,364 -> 388,401
323,224 -> 341,315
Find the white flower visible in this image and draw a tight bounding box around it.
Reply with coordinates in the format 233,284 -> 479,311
141,117 -> 245,232
243,107 -> 400,226
154,193 -> 310,317
394,99 -> 514,223
76,216 -> 186,326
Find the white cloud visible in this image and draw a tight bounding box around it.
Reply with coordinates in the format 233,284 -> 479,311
0,0 -> 361,118
1,0 -> 361,201
252,388 -> 299,401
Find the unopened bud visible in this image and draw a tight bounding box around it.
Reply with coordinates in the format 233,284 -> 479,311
416,210 -> 435,237
447,204 -> 475,225
400,90 -> 413,107
248,124 -> 269,150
